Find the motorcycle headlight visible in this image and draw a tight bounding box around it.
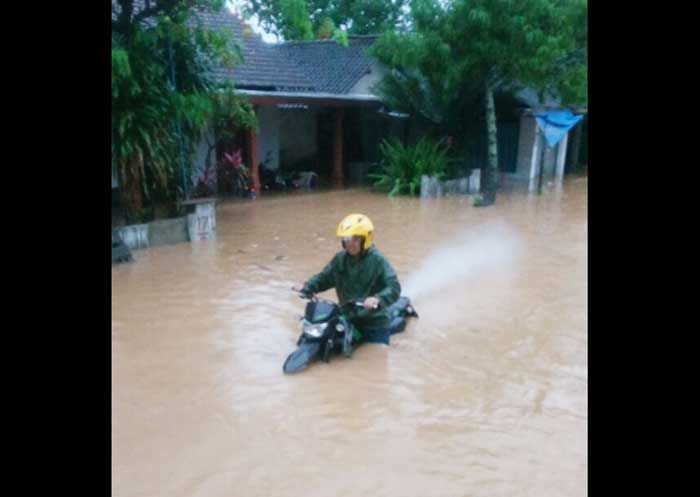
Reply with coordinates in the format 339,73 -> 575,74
302,320 -> 328,338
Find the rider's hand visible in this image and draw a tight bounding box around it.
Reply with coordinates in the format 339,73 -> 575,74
363,297 -> 380,310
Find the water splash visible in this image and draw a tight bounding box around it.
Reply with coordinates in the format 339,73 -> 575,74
402,222 -> 523,301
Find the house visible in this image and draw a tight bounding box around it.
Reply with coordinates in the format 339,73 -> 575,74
508,87 -> 588,192
200,9 -> 587,195
113,2 -> 585,197
190,8 -> 407,194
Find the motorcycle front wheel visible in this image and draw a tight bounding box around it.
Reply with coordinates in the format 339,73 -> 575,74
283,341 -> 322,374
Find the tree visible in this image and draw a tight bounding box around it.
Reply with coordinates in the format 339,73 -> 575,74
112,0 -> 256,221
255,0 -> 314,40
371,0 -> 588,206
199,82 -> 258,190
369,1 -> 483,144
243,0 -> 408,41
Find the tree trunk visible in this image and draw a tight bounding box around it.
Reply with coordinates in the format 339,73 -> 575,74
475,83 -> 498,207
120,155 -> 144,219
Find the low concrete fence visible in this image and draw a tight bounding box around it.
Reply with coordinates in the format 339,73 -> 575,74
114,198 -> 217,251
420,169 -> 481,197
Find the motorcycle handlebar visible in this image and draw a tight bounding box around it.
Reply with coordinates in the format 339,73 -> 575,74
291,287 -> 380,309
291,286 -> 315,301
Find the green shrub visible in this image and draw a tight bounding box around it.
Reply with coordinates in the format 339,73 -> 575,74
369,138 -> 449,196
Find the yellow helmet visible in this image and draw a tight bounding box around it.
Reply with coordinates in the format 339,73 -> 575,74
336,213 -> 374,250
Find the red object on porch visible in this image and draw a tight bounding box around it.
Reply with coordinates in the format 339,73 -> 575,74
246,127 -> 261,195
333,110 -> 344,187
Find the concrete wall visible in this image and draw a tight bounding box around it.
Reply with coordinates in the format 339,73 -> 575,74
421,170 -> 480,197
256,105 -> 280,170
116,215 -> 198,250
116,200 -> 218,250
278,107 -> 319,167
149,217 -> 189,247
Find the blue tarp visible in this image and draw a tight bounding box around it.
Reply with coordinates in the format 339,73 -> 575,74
534,110 -> 584,147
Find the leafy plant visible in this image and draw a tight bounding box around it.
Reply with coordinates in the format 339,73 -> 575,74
194,163 -> 217,198
219,149 -> 253,197
112,1 -> 256,223
369,138 -> 448,196
370,0 -> 588,205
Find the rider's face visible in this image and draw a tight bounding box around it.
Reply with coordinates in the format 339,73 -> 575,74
342,236 -> 362,256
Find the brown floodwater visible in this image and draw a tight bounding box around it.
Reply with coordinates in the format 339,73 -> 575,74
112,177 -> 587,497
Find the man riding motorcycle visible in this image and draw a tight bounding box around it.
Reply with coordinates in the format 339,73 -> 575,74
299,213 -> 402,354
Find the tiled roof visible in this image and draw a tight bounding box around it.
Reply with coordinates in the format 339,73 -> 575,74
195,9 -> 314,91
278,37 -> 377,94
114,1 -> 379,95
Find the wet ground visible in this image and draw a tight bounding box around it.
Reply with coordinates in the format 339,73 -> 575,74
112,177 -> 587,497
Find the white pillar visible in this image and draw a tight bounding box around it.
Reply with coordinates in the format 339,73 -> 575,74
555,132 -> 569,183
528,127 -> 542,193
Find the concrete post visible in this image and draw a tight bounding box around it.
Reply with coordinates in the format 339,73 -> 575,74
555,132 -> 569,183
181,198 -> 217,241
469,169 -> 481,194
528,128 -> 542,193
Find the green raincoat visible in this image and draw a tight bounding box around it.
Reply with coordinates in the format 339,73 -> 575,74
303,246 -> 401,333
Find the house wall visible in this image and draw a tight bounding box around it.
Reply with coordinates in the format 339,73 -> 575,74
349,60 -> 388,96
191,128 -> 216,184
278,107 -> 319,167
357,109 -> 408,163
255,105 -> 280,170
360,110 -> 382,164
512,115 -> 563,182
187,106 -> 280,186
514,116 -> 537,179
112,131 -> 215,190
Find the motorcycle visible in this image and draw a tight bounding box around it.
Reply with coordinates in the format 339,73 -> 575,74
260,164 -> 288,191
283,289 -> 418,374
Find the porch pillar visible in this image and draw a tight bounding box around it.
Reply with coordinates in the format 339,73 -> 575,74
555,132 -> 569,183
528,126 -> 542,193
246,126 -> 260,195
333,109 -> 344,187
